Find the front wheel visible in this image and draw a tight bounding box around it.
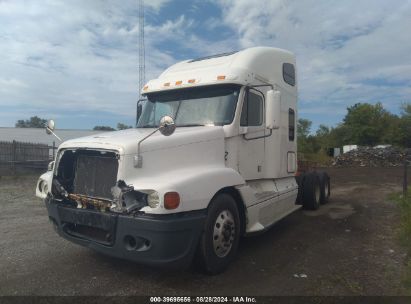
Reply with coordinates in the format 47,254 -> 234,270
197,193 -> 240,274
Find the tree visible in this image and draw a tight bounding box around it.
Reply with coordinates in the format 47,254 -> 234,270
93,126 -> 115,131
297,118 -> 313,154
315,124 -> 331,152
297,118 -> 312,138
295,103 -> 409,163
327,124 -> 349,148
15,116 -> 47,128
399,103 -> 411,147
316,124 -> 330,138
342,102 -> 398,146
117,123 -> 132,130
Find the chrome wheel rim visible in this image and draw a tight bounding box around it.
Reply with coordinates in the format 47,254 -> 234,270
213,210 -> 235,258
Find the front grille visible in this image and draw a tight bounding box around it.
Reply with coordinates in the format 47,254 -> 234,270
54,149 -> 119,199
73,153 -> 118,199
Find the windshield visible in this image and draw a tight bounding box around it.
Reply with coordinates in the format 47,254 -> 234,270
137,85 -> 240,127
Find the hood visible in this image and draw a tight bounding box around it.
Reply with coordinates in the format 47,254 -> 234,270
58,126 -> 225,155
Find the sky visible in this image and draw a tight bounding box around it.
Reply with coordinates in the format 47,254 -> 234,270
0,0 -> 410,130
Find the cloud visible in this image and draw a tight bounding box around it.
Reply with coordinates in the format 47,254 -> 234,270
1,0 -> 410,129
0,77 -> 28,91
0,0 -> 173,127
216,0 -> 411,122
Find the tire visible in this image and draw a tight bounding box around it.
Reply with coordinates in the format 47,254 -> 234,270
318,171 -> 331,204
197,193 -> 241,274
295,174 -> 305,205
302,172 -> 321,210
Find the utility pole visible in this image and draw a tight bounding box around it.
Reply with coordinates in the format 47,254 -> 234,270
136,0 -> 145,127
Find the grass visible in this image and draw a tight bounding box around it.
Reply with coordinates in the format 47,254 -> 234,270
298,151 -> 333,167
391,189 -> 411,291
392,190 -> 411,251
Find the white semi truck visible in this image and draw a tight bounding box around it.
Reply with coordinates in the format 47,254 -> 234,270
36,47 -> 330,274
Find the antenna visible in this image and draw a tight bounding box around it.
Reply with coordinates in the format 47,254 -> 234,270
136,0 -> 145,127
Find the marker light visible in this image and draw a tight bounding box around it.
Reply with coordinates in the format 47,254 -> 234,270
188,79 -> 196,84
175,80 -> 183,85
163,82 -> 170,87
164,192 -> 180,210
217,75 -> 226,80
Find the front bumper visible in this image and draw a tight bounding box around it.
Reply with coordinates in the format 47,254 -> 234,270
45,198 -> 206,268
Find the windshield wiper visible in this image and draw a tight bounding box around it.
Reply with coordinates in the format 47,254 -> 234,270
177,123 -> 206,127
139,123 -> 207,128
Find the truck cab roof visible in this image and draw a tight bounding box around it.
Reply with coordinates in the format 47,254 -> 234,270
142,46 -> 297,95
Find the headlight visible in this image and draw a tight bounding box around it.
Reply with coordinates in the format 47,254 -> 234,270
146,191 -> 160,208
48,161 -> 55,171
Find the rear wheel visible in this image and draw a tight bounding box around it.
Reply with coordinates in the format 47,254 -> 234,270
302,172 -> 321,210
197,193 -> 240,274
318,171 -> 331,204
295,174 -> 304,205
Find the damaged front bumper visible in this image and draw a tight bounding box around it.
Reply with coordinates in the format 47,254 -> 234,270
45,197 -> 206,268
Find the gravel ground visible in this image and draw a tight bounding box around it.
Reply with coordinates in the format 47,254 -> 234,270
0,167 -> 409,296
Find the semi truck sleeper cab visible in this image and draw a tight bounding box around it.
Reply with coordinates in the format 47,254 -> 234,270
36,47 -> 330,274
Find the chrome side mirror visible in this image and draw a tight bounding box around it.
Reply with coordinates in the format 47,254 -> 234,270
46,120 -> 55,135
159,115 -> 176,136
45,119 -> 62,141
134,115 -> 177,168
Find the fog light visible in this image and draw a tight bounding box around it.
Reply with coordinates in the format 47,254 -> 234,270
124,235 -> 137,250
124,235 -> 150,251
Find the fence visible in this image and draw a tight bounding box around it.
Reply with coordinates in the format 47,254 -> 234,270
0,140 -> 57,175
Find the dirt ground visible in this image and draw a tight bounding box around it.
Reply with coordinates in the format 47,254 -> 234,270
0,167 -> 409,296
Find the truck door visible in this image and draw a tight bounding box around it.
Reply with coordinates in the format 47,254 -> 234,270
238,89 -> 266,180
